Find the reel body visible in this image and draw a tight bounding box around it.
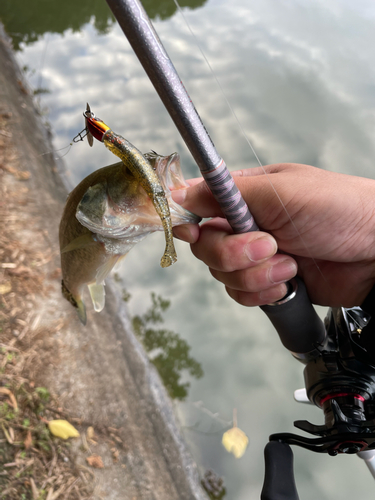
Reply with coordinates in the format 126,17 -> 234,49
271,306 -> 375,455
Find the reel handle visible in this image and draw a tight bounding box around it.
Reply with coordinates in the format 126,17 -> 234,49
261,441 -> 300,500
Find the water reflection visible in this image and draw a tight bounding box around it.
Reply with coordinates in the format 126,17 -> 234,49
3,0 -> 375,498
131,292 -> 203,400
141,0 -> 207,21
0,0 -> 115,49
0,0 -> 206,50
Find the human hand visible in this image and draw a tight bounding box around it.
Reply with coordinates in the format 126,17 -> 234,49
172,163 -> 375,308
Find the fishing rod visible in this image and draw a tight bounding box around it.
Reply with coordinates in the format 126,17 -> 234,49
103,0 -> 325,354
102,0 -> 375,498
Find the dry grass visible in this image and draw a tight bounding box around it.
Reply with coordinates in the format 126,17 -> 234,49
0,111 -> 99,500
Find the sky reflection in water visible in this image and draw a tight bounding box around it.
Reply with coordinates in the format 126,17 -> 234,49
6,0 -> 375,498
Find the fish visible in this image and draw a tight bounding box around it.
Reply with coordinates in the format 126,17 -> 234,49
84,103 -> 177,268
59,151 -> 201,325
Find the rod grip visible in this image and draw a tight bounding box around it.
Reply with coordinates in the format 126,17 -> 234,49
261,277 -> 326,356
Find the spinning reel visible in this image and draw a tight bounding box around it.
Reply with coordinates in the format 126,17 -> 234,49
260,278 -> 375,499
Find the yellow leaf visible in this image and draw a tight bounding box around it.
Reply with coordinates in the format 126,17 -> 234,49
222,427 -> 249,459
48,420 -> 80,440
0,282 -> 12,294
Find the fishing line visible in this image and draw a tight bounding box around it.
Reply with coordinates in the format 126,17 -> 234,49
171,0 -> 362,325
173,1 -> 320,261
39,127 -> 89,159
39,143 -> 73,159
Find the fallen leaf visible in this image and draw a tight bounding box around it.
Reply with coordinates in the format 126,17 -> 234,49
86,454 -> 104,469
9,265 -> 33,277
222,427 -> 249,459
2,424 -> 13,444
30,478 -> 39,500
111,447 -> 119,462
24,430 -> 32,449
111,434 -> 123,444
0,282 -> 12,294
9,427 -> 15,442
8,392 -> 18,411
16,170 -> 31,180
86,426 -> 97,444
48,420 -> 80,440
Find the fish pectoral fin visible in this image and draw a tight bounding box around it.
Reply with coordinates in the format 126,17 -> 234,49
113,254 -> 126,272
95,255 -> 121,285
61,233 -> 97,254
89,255 -> 125,312
88,282 -> 105,312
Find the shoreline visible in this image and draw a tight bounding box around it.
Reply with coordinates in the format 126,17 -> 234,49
0,23 -> 207,500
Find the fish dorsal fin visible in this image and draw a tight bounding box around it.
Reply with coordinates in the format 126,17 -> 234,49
61,233 -> 97,254
88,282 -> 105,312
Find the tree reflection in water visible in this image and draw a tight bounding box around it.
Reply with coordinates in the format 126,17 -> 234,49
132,292 -> 203,400
0,0 -> 207,51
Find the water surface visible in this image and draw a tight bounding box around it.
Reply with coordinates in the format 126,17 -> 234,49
2,1 -> 375,498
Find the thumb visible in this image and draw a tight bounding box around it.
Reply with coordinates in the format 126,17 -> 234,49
171,178 -> 224,218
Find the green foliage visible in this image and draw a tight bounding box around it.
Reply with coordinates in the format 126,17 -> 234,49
35,387 -> 50,402
122,289 -> 132,303
132,293 -> 203,400
0,0 -> 207,51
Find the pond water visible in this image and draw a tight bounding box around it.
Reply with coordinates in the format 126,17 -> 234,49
2,0 -> 375,498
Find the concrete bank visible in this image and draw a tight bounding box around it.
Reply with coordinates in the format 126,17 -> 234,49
0,24 -> 208,500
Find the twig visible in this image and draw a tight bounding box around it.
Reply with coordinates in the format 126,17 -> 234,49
30,477 -> 39,500
62,477 -> 80,500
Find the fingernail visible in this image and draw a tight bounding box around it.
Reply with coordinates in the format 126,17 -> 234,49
244,236 -> 277,262
173,225 -> 194,243
269,260 -> 297,284
171,188 -> 187,205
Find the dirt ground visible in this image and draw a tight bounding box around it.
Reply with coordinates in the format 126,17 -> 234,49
0,25 -> 208,500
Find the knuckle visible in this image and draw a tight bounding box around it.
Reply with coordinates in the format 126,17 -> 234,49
216,240 -> 239,272
242,269 -> 256,292
226,287 -> 258,307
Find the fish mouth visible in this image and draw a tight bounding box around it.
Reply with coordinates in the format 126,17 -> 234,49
144,151 -> 202,226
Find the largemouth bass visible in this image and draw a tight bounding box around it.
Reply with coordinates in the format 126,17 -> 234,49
84,104 -> 177,268
59,152 -> 200,325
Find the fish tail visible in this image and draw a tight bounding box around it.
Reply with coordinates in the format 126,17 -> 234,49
61,280 -> 87,326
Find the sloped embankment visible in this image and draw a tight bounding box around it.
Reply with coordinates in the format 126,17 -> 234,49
0,24 -> 207,500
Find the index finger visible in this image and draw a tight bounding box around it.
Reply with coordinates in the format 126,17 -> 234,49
171,166 -> 274,218
190,218 -> 277,271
